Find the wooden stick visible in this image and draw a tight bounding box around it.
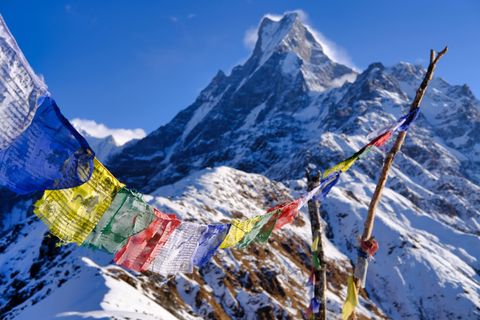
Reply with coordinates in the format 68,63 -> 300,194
349,47 -> 448,319
306,167 -> 327,320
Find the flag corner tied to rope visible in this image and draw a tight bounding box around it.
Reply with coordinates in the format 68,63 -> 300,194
0,96 -> 95,194
342,275 -> 359,320
34,158 -> 123,245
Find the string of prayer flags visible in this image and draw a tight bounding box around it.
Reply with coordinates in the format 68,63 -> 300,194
342,276 -> 359,320
113,209 -> 180,272
33,158 -> 123,245
322,108 -> 421,181
83,188 -> 155,253
149,222 -> 207,275
366,108 -> 419,141
0,16 -> 48,150
0,96 -> 94,194
193,224 -> 230,267
0,82 -> 423,284
219,216 -> 263,249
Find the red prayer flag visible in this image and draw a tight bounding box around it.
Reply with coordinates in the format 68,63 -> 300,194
369,130 -> 393,148
271,199 -> 301,230
113,208 -> 180,272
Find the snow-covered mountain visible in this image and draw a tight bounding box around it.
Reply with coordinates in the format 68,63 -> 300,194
1,11 -> 479,320
71,118 -> 146,162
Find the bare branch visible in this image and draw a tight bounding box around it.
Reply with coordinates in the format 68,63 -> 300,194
348,47 -> 448,319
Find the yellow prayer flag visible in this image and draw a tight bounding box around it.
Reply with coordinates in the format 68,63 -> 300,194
342,275 -> 359,320
323,155 -> 359,179
34,158 -> 124,245
312,235 -> 320,251
220,216 -> 262,249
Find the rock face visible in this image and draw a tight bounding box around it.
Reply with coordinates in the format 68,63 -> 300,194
1,11 -> 480,320
108,12 -> 357,190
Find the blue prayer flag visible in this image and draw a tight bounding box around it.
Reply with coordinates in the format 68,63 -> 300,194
311,298 -> 320,313
398,108 -> 420,132
0,96 -> 94,194
193,224 -> 230,267
320,172 -> 340,199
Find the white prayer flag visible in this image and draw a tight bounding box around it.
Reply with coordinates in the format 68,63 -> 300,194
149,222 -> 207,275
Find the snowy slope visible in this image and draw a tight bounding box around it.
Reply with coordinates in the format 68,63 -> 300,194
0,167 -> 386,320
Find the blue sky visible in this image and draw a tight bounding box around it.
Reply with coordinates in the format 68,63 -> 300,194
2,1 -> 479,133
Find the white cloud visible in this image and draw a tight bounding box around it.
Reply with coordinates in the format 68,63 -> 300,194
243,9 -> 358,70
243,27 -> 258,50
170,16 -> 178,23
70,118 -> 146,146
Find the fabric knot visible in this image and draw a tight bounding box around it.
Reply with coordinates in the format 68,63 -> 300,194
360,238 -> 379,257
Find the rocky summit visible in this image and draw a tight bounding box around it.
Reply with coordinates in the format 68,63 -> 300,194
1,12 -> 479,320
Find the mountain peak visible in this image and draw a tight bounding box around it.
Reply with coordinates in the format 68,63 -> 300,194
252,12 -> 326,66
243,12 -> 356,92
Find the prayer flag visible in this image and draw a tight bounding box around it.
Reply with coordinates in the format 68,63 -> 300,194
312,252 -> 320,269
272,199 -> 301,230
322,146 -> 368,179
34,158 -> 123,245
193,224 -> 230,267
342,276 -> 359,320
149,222 -> 207,275
0,16 -> 48,150
113,209 -> 180,272
320,172 -> 340,199
237,212 -> 274,248
312,235 -> 319,251
398,108 -> 420,132
255,210 -> 281,243
0,96 -> 94,194
83,188 -> 155,253
369,130 -> 393,148
219,216 -> 262,249
311,298 -> 320,313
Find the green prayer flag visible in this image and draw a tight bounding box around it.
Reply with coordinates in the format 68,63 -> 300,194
312,252 -> 320,269
237,212 -> 274,249
255,209 -> 281,243
83,188 -> 155,253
